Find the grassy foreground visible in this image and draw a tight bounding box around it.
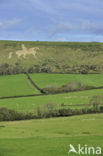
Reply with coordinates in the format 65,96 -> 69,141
0,114 -> 103,156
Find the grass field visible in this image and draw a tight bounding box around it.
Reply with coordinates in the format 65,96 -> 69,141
0,114 -> 103,156
0,88 -> 103,112
0,40 -> 103,73
0,74 -> 40,97
0,73 -> 103,155
0,73 -> 103,112
30,73 -> 103,88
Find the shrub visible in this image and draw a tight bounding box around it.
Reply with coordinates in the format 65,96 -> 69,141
0,101 -> 103,122
43,84 -> 58,94
80,69 -> 89,74
77,81 -> 84,89
100,106 -> 103,112
9,109 -> 25,121
42,81 -> 95,94
25,112 -> 36,119
59,109 -> 73,116
64,82 -> 77,91
0,107 -> 12,121
35,103 -> 59,118
0,108 -> 25,121
90,96 -> 103,111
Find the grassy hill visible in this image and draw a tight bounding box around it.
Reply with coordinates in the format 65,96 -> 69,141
0,41 -> 103,155
0,40 -> 103,73
0,41 -> 103,156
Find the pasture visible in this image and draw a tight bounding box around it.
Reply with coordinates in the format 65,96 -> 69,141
0,74 -> 40,97
0,88 -> 103,112
0,114 -> 103,156
0,73 -> 103,112
0,73 -> 103,156
30,73 -> 103,88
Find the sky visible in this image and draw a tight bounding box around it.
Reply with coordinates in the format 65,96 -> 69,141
0,0 -> 103,42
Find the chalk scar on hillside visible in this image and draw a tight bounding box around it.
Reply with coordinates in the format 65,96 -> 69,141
8,52 -> 13,59
9,44 -> 39,59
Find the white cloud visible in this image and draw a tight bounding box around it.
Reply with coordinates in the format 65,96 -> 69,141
0,19 -> 21,29
57,37 -> 68,41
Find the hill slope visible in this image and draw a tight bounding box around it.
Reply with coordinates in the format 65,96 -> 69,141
0,40 -> 103,73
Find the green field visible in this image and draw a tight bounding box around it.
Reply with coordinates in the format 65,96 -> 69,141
30,73 -> 103,88
0,74 -> 40,97
0,73 -> 103,112
0,88 -> 103,112
0,72 -> 102,156
0,114 -> 103,156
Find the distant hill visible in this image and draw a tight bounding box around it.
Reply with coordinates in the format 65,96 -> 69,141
0,40 -> 103,74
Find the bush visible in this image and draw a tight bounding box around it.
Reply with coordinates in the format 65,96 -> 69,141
25,112 -> 36,119
0,101 -> 103,122
0,107 -> 12,121
0,108 -> 25,121
59,109 -> 73,116
100,106 -> 103,112
35,103 -> 59,118
43,84 -> 58,94
80,69 -> 89,74
42,81 -> 95,94
9,109 -> 25,121
90,96 -> 103,111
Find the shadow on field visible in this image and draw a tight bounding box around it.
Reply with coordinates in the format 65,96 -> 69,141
0,126 -> 5,128
0,148 -> 10,156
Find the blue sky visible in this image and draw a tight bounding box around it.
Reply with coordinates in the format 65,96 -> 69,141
0,0 -> 103,41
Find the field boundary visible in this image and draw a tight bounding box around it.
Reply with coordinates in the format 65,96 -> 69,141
0,85 -> 103,100
28,72 -> 101,74
0,73 -> 102,78
0,93 -> 47,100
62,103 -> 103,107
0,106 -> 103,122
25,73 -> 45,93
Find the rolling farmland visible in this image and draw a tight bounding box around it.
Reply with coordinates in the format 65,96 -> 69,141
1,0 -> 103,154
0,74 -> 103,112
0,88 -> 103,112
0,41 -> 103,156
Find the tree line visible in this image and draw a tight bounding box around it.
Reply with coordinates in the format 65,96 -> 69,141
0,63 -> 102,75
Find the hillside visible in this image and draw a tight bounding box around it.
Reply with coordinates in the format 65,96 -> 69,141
0,40 -> 103,74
